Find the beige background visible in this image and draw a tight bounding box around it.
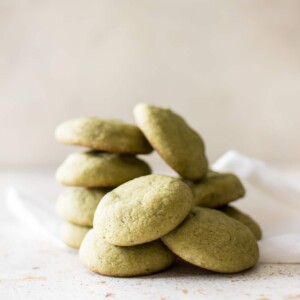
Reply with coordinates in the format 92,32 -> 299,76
0,0 -> 299,167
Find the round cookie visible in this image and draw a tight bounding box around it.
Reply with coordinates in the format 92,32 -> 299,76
55,117 -> 152,154
56,151 -> 151,187
61,222 -> 91,249
56,187 -> 109,227
190,171 -> 245,208
134,103 -> 208,180
161,207 -> 259,273
219,205 -> 262,240
93,174 -> 193,246
79,229 -> 176,277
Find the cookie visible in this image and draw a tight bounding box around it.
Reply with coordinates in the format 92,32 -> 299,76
134,103 -> 208,180
56,187 -> 109,227
79,229 -> 176,277
219,205 -> 262,240
93,174 -> 193,246
190,171 -> 245,208
61,222 -> 91,249
55,117 -> 152,154
56,151 -> 151,187
161,207 -> 259,273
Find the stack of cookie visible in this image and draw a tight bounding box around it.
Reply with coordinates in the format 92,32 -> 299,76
78,103 -> 262,276
55,118 -> 152,248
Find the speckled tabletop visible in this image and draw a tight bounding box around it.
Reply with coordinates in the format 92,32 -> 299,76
0,168 -> 300,300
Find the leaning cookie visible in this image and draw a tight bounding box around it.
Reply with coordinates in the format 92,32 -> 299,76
55,117 -> 152,154
56,151 -> 151,187
134,103 -> 208,180
61,222 -> 91,249
161,207 -> 259,273
57,188 -> 109,227
219,205 -> 262,240
94,174 -> 193,246
79,229 -> 176,277
189,171 -> 245,208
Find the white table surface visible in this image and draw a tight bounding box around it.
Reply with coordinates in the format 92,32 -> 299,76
1,166 -> 300,300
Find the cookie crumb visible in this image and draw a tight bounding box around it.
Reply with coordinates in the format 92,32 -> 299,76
99,280 -> 106,284
105,292 -> 114,298
20,275 -> 47,281
182,289 -> 188,294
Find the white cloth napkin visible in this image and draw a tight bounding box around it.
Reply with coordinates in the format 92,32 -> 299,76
5,151 -> 300,263
5,187 -> 65,248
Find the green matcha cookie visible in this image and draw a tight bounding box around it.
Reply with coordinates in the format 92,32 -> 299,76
134,103 -> 208,180
190,171 -> 245,208
219,205 -> 262,240
94,174 -> 193,246
56,187 -> 109,227
56,151 -> 151,187
79,229 -> 176,277
61,222 -> 91,249
161,207 -> 259,273
55,117 -> 152,154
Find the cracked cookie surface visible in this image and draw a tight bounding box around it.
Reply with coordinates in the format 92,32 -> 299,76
134,103 -> 208,180
55,117 -> 152,154
190,171 -> 245,208
56,151 -> 151,187
161,207 -> 259,273
79,229 -> 176,277
93,174 -> 193,246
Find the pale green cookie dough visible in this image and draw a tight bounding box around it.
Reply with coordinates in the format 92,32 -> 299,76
61,222 -> 91,249
56,187 -> 109,227
55,117 -> 152,154
190,171 -> 245,208
94,174 -> 193,246
55,151 -> 151,187
161,207 -> 259,273
134,103 -> 208,180
219,205 -> 262,240
79,229 -> 176,277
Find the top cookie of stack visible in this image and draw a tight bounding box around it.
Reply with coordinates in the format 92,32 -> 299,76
55,118 -> 153,154
55,117 -> 152,248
